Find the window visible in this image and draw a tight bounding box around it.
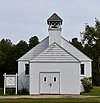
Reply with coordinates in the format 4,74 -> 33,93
25,64 -> 29,75
44,77 -> 46,82
54,77 -> 56,82
81,64 -> 84,75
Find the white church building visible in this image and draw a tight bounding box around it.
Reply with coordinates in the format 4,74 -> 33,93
18,13 -> 92,95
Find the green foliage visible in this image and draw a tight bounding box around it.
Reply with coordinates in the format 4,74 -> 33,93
71,38 -> 83,51
18,88 -> 29,95
0,88 -> 3,95
81,77 -> 93,93
0,39 -> 15,87
29,36 -> 39,49
6,88 -> 15,95
0,88 -> 15,95
80,19 -> 100,86
0,36 -> 39,87
81,86 -> 100,96
14,40 -> 29,59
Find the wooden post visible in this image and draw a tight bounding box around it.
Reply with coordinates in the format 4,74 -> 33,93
15,73 -> 17,95
4,73 -> 6,95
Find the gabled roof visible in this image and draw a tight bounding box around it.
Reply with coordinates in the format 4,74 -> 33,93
18,36 -> 92,62
61,37 -> 92,61
17,37 -> 49,61
30,43 -> 80,63
47,13 -> 63,24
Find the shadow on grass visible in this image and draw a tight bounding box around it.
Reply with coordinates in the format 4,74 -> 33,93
81,86 -> 100,96
0,88 -> 29,96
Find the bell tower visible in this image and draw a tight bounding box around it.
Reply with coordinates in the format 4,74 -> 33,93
47,13 -> 63,45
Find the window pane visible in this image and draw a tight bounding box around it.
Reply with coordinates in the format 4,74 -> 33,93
54,77 -> 56,82
81,64 -> 84,75
25,64 -> 29,75
44,77 -> 46,82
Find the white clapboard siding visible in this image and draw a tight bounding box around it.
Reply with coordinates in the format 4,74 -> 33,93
61,37 -> 92,61
30,43 -> 79,62
18,37 -> 49,61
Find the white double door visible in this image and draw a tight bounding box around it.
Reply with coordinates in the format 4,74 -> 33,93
40,72 -> 60,94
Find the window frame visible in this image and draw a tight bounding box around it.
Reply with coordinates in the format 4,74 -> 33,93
25,64 -> 29,75
81,64 -> 85,75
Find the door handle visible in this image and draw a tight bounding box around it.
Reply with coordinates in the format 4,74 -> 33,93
48,83 -> 52,87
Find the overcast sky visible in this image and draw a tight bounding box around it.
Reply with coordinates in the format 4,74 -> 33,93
0,0 -> 100,44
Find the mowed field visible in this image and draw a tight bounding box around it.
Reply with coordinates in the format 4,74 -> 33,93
0,86 -> 100,103
0,98 -> 100,103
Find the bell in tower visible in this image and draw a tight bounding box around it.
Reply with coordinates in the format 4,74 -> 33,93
47,13 -> 63,29
47,13 -> 63,46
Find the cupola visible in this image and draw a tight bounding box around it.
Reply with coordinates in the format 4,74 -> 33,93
47,13 -> 63,45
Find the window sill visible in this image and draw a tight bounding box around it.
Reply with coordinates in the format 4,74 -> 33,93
81,75 -> 85,77
25,75 -> 29,77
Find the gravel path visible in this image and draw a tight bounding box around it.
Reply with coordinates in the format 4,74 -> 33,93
0,95 -> 99,99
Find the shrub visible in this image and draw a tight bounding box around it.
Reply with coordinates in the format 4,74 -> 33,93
81,77 -> 93,93
18,88 -> 29,95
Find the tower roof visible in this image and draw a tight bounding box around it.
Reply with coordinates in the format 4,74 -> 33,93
47,13 -> 63,24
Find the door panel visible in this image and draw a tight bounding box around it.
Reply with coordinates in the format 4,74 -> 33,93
40,72 -> 60,94
40,73 -> 51,94
51,73 -> 60,94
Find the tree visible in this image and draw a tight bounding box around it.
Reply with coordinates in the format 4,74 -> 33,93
0,36 -> 40,87
29,36 -> 39,49
14,40 -> 29,59
0,39 -> 14,87
71,37 -> 83,51
81,77 -> 93,93
81,19 -> 100,85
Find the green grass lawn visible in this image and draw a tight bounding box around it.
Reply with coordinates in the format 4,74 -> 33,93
0,88 -> 28,95
0,86 -> 100,96
0,88 -> 3,95
81,86 -> 100,96
0,88 -> 16,95
0,87 -> 100,103
0,98 -> 100,103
